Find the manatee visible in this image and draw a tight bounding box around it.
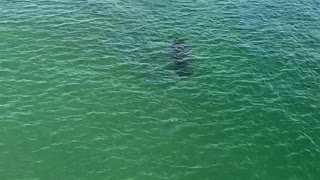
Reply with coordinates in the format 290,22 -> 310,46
170,38 -> 192,76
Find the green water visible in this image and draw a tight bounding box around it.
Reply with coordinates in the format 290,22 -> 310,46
1,0 -> 320,179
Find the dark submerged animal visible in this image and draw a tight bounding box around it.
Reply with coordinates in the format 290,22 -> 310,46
170,38 -> 191,76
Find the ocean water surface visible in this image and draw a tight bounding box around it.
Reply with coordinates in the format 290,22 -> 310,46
1,0 -> 320,179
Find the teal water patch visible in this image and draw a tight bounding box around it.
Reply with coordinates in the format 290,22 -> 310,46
0,0 -> 320,179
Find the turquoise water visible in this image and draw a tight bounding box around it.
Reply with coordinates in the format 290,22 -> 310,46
1,0 -> 320,179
